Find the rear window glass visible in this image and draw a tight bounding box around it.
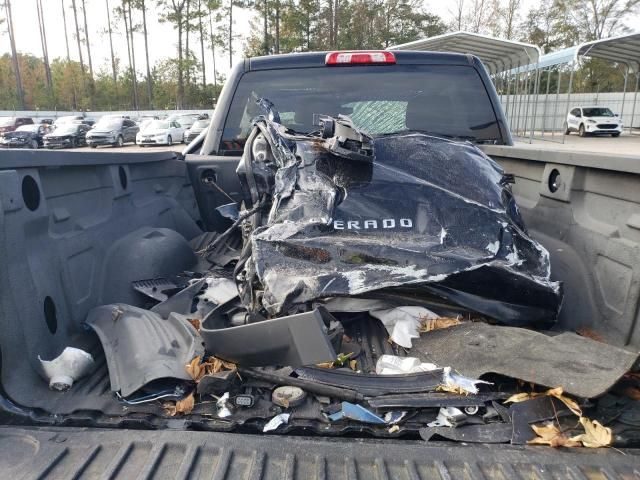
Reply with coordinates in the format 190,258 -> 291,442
220,64 -> 501,153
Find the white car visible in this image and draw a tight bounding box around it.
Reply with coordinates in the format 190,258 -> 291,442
565,106 -> 623,137
136,120 -> 185,146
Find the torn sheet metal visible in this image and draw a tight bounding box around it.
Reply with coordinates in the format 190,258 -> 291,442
410,322 -> 639,398
427,407 -> 468,427
328,402 -> 386,424
86,304 -> 204,397
151,278 -> 207,318
38,347 -> 95,391
200,307 -> 336,367
263,413 -> 290,432
237,107 -> 562,327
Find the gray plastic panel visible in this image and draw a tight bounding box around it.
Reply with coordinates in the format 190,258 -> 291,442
1,426 -> 638,480
0,154 -> 203,414
483,145 -> 640,348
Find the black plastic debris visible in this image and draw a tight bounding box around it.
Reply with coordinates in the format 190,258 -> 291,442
201,307 -> 337,367
510,396 -> 575,444
420,423 -> 513,443
410,322 -> 639,398
295,366 -> 443,396
86,304 -> 204,397
233,102 -> 562,327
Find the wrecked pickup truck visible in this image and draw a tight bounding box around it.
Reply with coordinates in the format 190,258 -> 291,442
1,50 -> 639,477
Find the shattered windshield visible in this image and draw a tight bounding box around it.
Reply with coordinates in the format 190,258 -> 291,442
220,65 -> 502,152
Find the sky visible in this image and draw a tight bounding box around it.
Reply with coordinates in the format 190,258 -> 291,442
1,1 -> 638,81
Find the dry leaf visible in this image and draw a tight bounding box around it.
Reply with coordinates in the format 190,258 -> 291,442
164,393 -> 195,416
186,356 -> 236,383
349,359 -> 357,371
419,316 -> 461,333
504,387 -> 582,417
528,423 -> 582,448
316,361 -> 334,369
388,425 -> 400,434
505,392 -> 532,403
575,327 -> 606,343
571,417 -> 612,448
203,356 -> 236,375
187,318 -> 201,331
186,355 -> 204,382
437,384 -> 467,395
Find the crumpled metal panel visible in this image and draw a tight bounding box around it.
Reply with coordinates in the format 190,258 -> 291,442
240,112 -> 562,326
86,303 -> 204,397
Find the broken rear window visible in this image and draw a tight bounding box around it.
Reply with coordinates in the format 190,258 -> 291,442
219,65 -> 502,153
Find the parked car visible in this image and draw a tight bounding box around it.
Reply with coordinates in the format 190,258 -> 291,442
134,115 -> 159,125
43,123 -> 91,149
565,106 -> 623,137
53,115 -> 85,127
86,117 -> 139,148
0,123 -> 50,149
166,113 -> 200,130
183,118 -> 210,143
136,119 -> 185,146
0,116 -> 34,137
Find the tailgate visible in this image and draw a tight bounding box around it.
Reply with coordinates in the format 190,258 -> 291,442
2,426 -> 638,479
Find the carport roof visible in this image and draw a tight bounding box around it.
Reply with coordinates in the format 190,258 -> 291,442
522,31 -> 640,71
388,31 -> 541,74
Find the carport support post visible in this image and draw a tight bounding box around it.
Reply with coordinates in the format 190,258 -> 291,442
552,69 -> 562,140
522,70 -> 531,138
527,66 -> 541,143
505,64 -> 514,128
542,68 -> 552,136
515,62 -> 523,136
629,71 -> 639,135
563,62 -> 575,145
620,66 -> 629,127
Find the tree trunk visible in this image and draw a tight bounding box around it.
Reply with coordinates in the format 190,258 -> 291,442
209,8 -> 217,92
333,0 -> 338,46
36,0 -> 53,95
127,2 -> 139,110
81,0 -> 93,78
5,0 -> 25,109
177,5 -> 184,109
122,0 -> 136,109
198,0 -> 206,87
106,0 -> 117,85
141,0 -> 153,107
327,0 -> 333,47
229,0 -> 233,68
263,0 -> 269,54
71,0 -> 86,79
275,1 -> 280,54
61,0 -> 78,109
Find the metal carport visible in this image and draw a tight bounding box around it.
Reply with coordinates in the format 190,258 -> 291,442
389,31 -> 542,140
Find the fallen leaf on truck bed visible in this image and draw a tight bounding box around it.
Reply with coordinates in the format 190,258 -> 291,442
187,318 -> 201,331
528,423 -> 582,448
572,417 -> 612,448
419,316 -> 461,333
164,393 -> 195,416
505,387 -> 582,416
186,355 -> 236,383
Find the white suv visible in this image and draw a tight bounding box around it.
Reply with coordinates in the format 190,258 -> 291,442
565,106 -> 623,137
